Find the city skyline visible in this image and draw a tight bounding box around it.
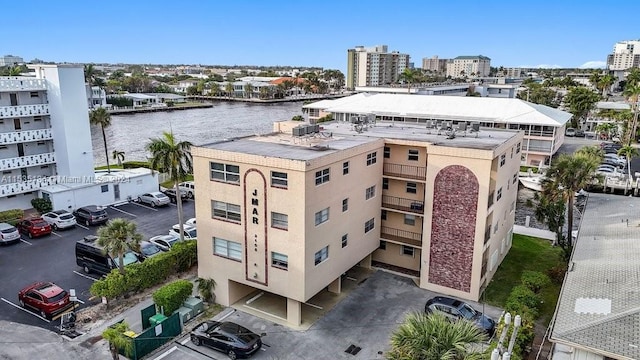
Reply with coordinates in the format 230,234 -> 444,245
2,0 -> 639,72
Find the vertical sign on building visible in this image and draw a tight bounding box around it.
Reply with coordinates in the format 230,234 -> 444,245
244,169 -> 268,286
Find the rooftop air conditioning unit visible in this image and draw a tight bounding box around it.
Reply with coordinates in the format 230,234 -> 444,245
292,126 -> 306,137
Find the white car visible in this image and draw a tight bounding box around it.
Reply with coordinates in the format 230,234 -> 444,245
137,192 -> 171,207
178,181 -> 195,199
185,217 -> 196,226
149,234 -> 181,252
0,222 -> 20,244
41,210 -> 77,230
169,224 -> 197,240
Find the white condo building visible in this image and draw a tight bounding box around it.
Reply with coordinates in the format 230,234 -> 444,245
346,45 -> 410,90
446,56 -> 491,78
607,40 -> 640,71
0,55 -> 24,67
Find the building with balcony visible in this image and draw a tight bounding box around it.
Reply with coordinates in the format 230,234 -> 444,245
303,93 -> 572,167
422,56 -> 448,73
346,45 -> 410,90
191,116 -> 523,327
606,40 -> 640,71
446,55 -> 491,78
0,55 -> 24,67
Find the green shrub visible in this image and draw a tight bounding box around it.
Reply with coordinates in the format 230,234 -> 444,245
506,285 -> 541,315
30,198 -> 52,214
0,209 -> 24,222
122,161 -> 151,169
547,264 -> 568,285
291,115 -> 304,121
106,96 -> 133,107
166,100 -> 174,107
520,271 -> 550,293
153,280 -> 193,315
494,311 -> 536,358
316,114 -> 333,123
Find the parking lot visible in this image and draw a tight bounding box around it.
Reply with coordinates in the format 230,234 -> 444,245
151,271 -> 503,360
0,199 -> 195,330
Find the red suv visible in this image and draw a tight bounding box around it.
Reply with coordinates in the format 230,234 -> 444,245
18,282 -> 72,319
16,217 -> 52,238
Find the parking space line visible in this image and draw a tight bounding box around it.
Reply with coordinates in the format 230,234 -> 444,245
1,298 -> 51,323
109,206 -> 138,217
73,271 -> 100,281
51,231 -> 63,238
130,202 -> 158,211
180,338 -> 190,345
76,223 -> 89,230
75,298 -> 85,304
20,239 -> 32,245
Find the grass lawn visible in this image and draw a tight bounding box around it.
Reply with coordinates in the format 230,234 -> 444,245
94,165 -> 124,170
484,234 -> 563,324
161,174 -> 194,188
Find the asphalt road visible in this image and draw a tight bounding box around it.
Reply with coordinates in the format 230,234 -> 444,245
0,199 -> 195,330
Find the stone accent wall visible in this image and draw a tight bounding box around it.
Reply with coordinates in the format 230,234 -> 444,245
429,165 -> 479,292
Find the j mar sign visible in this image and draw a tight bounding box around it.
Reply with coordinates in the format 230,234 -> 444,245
246,179 -> 267,285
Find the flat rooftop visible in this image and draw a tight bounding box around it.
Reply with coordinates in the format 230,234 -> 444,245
198,120 -> 519,161
551,193 -> 640,359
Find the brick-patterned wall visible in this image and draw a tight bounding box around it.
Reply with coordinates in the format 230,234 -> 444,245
428,165 -> 479,292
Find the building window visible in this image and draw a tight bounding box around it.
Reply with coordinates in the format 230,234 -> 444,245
40,165 -> 48,169
404,214 -> 416,226
365,185 -> 376,200
364,218 -> 375,233
341,234 -> 348,248
315,207 -> 329,226
342,198 -> 348,212
212,200 -> 241,223
516,142 -> 521,154
381,210 -> 387,220
271,171 -> 288,188
408,149 -> 419,161
382,178 -> 389,190
210,162 -> 240,183
36,141 -> 45,145
512,173 -> 518,184
366,151 -> 377,166
383,146 -> 390,158
500,154 -> 506,167
101,185 -> 108,193
33,116 -> 42,122
271,212 -> 288,230
316,168 -> 330,185
379,240 -> 387,250
30,92 -> 38,98
497,187 -> 502,201
314,246 -> 329,265
271,252 -> 288,269
511,147 -> 514,159
402,246 -> 415,257
343,161 -> 349,175
213,237 -> 242,261
406,182 -> 417,194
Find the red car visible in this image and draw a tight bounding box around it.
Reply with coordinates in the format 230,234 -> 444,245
18,282 -> 72,319
16,217 -> 52,238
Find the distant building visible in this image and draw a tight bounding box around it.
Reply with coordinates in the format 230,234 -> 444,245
0,55 -> 24,67
499,67 -> 523,78
346,45 -> 410,89
86,85 -> 108,109
446,56 -> 491,78
422,56 -> 448,73
606,40 -> 640,71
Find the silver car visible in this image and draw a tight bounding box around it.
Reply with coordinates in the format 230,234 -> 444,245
0,223 -> 21,244
137,192 -> 171,207
41,210 -> 77,230
149,234 -> 181,252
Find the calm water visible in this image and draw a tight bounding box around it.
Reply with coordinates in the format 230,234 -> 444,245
91,101 -> 305,165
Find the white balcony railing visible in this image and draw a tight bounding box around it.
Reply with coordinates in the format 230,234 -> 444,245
0,78 -> 47,92
0,176 -> 58,197
0,104 -> 50,119
0,129 -> 53,145
0,152 -> 56,171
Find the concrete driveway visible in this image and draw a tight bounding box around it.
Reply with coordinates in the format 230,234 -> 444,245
152,270 -> 503,360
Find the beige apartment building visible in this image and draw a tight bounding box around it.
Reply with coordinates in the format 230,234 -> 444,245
192,118 -> 523,326
446,55 -> 491,78
346,45 -> 410,89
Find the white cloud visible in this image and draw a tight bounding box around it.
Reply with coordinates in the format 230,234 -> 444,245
579,60 -> 606,69
518,64 -> 563,69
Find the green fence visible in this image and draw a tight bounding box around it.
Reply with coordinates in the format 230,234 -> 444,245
140,303 -> 156,330
131,313 -> 182,360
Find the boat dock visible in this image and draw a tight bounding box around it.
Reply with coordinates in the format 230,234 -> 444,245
108,103 -> 213,115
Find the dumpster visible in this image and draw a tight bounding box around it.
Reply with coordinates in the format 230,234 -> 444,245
173,306 -> 192,324
182,297 -> 204,316
148,313 -> 168,327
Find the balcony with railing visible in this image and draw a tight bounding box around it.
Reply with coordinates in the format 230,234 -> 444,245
0,176 -> 58,197
383,163 -> 426,180
382,195 -> 425,215
484,226 -> 492,244
0,152 -> 56,171
0,78 -> 47,92
380,226 -> 423,247
0,129 -> 52,145
0,104 -> 49,119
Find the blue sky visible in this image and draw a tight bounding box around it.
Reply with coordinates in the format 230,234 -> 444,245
3,1 -> 639,72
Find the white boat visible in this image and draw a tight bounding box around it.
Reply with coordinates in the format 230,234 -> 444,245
519,176 -> 544,191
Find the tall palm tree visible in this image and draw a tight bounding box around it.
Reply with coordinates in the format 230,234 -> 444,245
89,107 -> 112,173
599,74 -> 615,99
387,312 -> 486,360
626,67 -> 640,87
146,131 -> 193,241
96,218 -> 142,275
84,64 -> 97,109
102,321 -> 134,360
225,82 -> 235,98
617,145 -> 639,180
244,82 -> 254,99
112,150 -> 125,167
623,83 -> 640,145
589,71 -> 602,91
210,83 -> 221,97
399,68 -> 419,93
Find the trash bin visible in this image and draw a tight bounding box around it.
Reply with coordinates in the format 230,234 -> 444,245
173,306 -> 192,324
182,297 -> 204,316
148,313 -> 168,327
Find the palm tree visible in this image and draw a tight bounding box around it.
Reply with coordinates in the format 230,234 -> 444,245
112,150 -> 125,167
564,86 -> 601,128
196,277 -> 217,303
102,321 -> 134,360
623,83 -> 640,145
9,66 -> 22,76
210,83 -> 221,97
589,71 -> 602,91
599,74 -> 615,99
541,153 -> 600,259
387,311 -> 486,360
84,64 -> 97,109
225,82 -> 235,98
89,107 -> 112,173
575,145 -> 603,161
626,67 -> 640,87
617,145 -> 639,180
399,68 -> 419,93
146,131 -> 193,241
96,218 -> 142,275
244,82 -> 254,99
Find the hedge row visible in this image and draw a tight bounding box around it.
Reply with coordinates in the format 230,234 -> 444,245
0,209 -> 24,223
90,240 -> 197,299
153,280 -> 193,315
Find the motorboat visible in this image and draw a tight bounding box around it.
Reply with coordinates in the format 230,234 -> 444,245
519,175 -> 544,192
